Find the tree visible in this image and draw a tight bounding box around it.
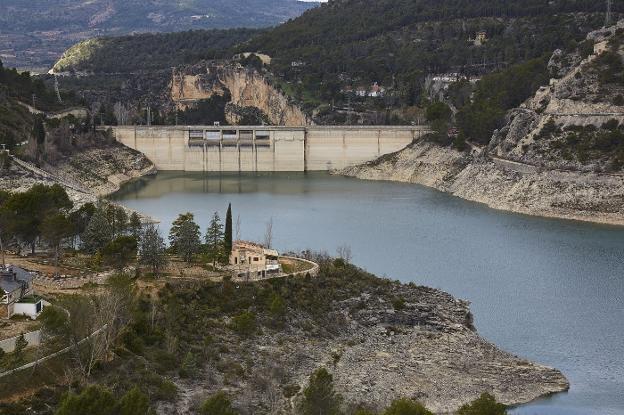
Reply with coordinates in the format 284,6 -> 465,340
425,102 -> 451,122
69,202 -> 96,247
169,213 -> 201,264
200,392 -> 238,415
82,205 -> 113,254
128,212 -> 143,240
40,213 -> 74,276
298,368 -> 343,415
118,386 -> 151,415
457,393 -> 507,415
39,305 -> 69,339
224,203 -> 233,256
55,385 -> 117,415
4,184 -> 72,254
336,245 -> 352,263
205,212 -> 224,266
383,399 -> 433,415
101,236 -> 137,272
264,217 -> 274,249
139,223 -> 167,275
10,333 -> 28,367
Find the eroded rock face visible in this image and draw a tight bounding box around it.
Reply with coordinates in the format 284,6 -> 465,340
0,141 -> 155,205
171,63 -> 310,126
340,141 -> 624,225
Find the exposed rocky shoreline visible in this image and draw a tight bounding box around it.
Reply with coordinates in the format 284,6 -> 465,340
339,141 -> 624,226
0,141 -> 155,205
158,275 -> 568,414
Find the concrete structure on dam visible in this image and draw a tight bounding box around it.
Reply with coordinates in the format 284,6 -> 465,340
109,125 -> 430,172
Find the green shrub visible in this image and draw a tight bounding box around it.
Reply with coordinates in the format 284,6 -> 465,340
230,311 -> 257,336
200,392 -> 238,415
457,393 -> 507,415
383,398 -> 433,415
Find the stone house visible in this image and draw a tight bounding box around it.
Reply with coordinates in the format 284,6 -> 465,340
229,241 -> 281,279
0,266 -> 42,319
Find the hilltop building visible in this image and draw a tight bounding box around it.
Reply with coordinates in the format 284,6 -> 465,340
229,241 -> 281,279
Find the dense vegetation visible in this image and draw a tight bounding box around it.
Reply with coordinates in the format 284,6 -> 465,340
53,29 -> 263,73
456,56 -> 551,145
246,0 -> 614,108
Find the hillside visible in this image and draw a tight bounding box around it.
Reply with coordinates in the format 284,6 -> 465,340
341,22 -> 624,225
0,0 -> 317,70
52,29 -> 263,73
47,0 -> 621,128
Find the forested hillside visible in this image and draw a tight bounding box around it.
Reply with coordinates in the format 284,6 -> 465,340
53,29 -> 263,73
0,0 -> 316,70
247,0 -> 617,108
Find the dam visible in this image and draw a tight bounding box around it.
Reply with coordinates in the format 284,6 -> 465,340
109,125 -> 430,172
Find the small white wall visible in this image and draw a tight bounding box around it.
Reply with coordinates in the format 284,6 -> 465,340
13,302 -> 42,319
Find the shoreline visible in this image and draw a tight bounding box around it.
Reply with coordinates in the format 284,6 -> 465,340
338,141 -> 624,227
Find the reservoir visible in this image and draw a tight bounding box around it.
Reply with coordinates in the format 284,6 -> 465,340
111,172 -> 624,415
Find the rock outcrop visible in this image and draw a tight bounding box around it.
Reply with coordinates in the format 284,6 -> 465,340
341,22 -> 624,226
0,141 -> 155,205
171,63 -> 310,126
159,276 -> 568,415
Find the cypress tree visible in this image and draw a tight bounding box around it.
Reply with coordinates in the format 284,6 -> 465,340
224,203 -> 233,255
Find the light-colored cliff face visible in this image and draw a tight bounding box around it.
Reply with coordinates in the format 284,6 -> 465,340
341,141 -> 624,225
170,65 -> 310,126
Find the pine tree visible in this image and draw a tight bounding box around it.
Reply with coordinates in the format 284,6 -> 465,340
128,212 -> 143,240
139,223 -> 167,275
298,368 -> 343,415
205,212 -> 224,266
224,203 -> 233,256
11,333 -> 28,367
169,213 -> 201,264
82,205 -> 113,254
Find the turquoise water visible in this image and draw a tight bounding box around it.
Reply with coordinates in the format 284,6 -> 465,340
111,172 -> 624,415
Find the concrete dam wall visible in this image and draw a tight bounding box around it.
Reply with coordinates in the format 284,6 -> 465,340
110,126 -> 430,172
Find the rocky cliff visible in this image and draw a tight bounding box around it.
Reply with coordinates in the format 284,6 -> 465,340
341,22 -> 624,226
171,63 -> 310,126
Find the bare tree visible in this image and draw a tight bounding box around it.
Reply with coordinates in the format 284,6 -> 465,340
235,214 -> 241,241
90,101 -> 102,130
336,244 -> 353,263
113,102 -> 131,125
65,276 -> 134,379
264,217 -> 273,248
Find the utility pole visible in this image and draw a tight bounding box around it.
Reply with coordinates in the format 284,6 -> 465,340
606,0 -> 613,27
